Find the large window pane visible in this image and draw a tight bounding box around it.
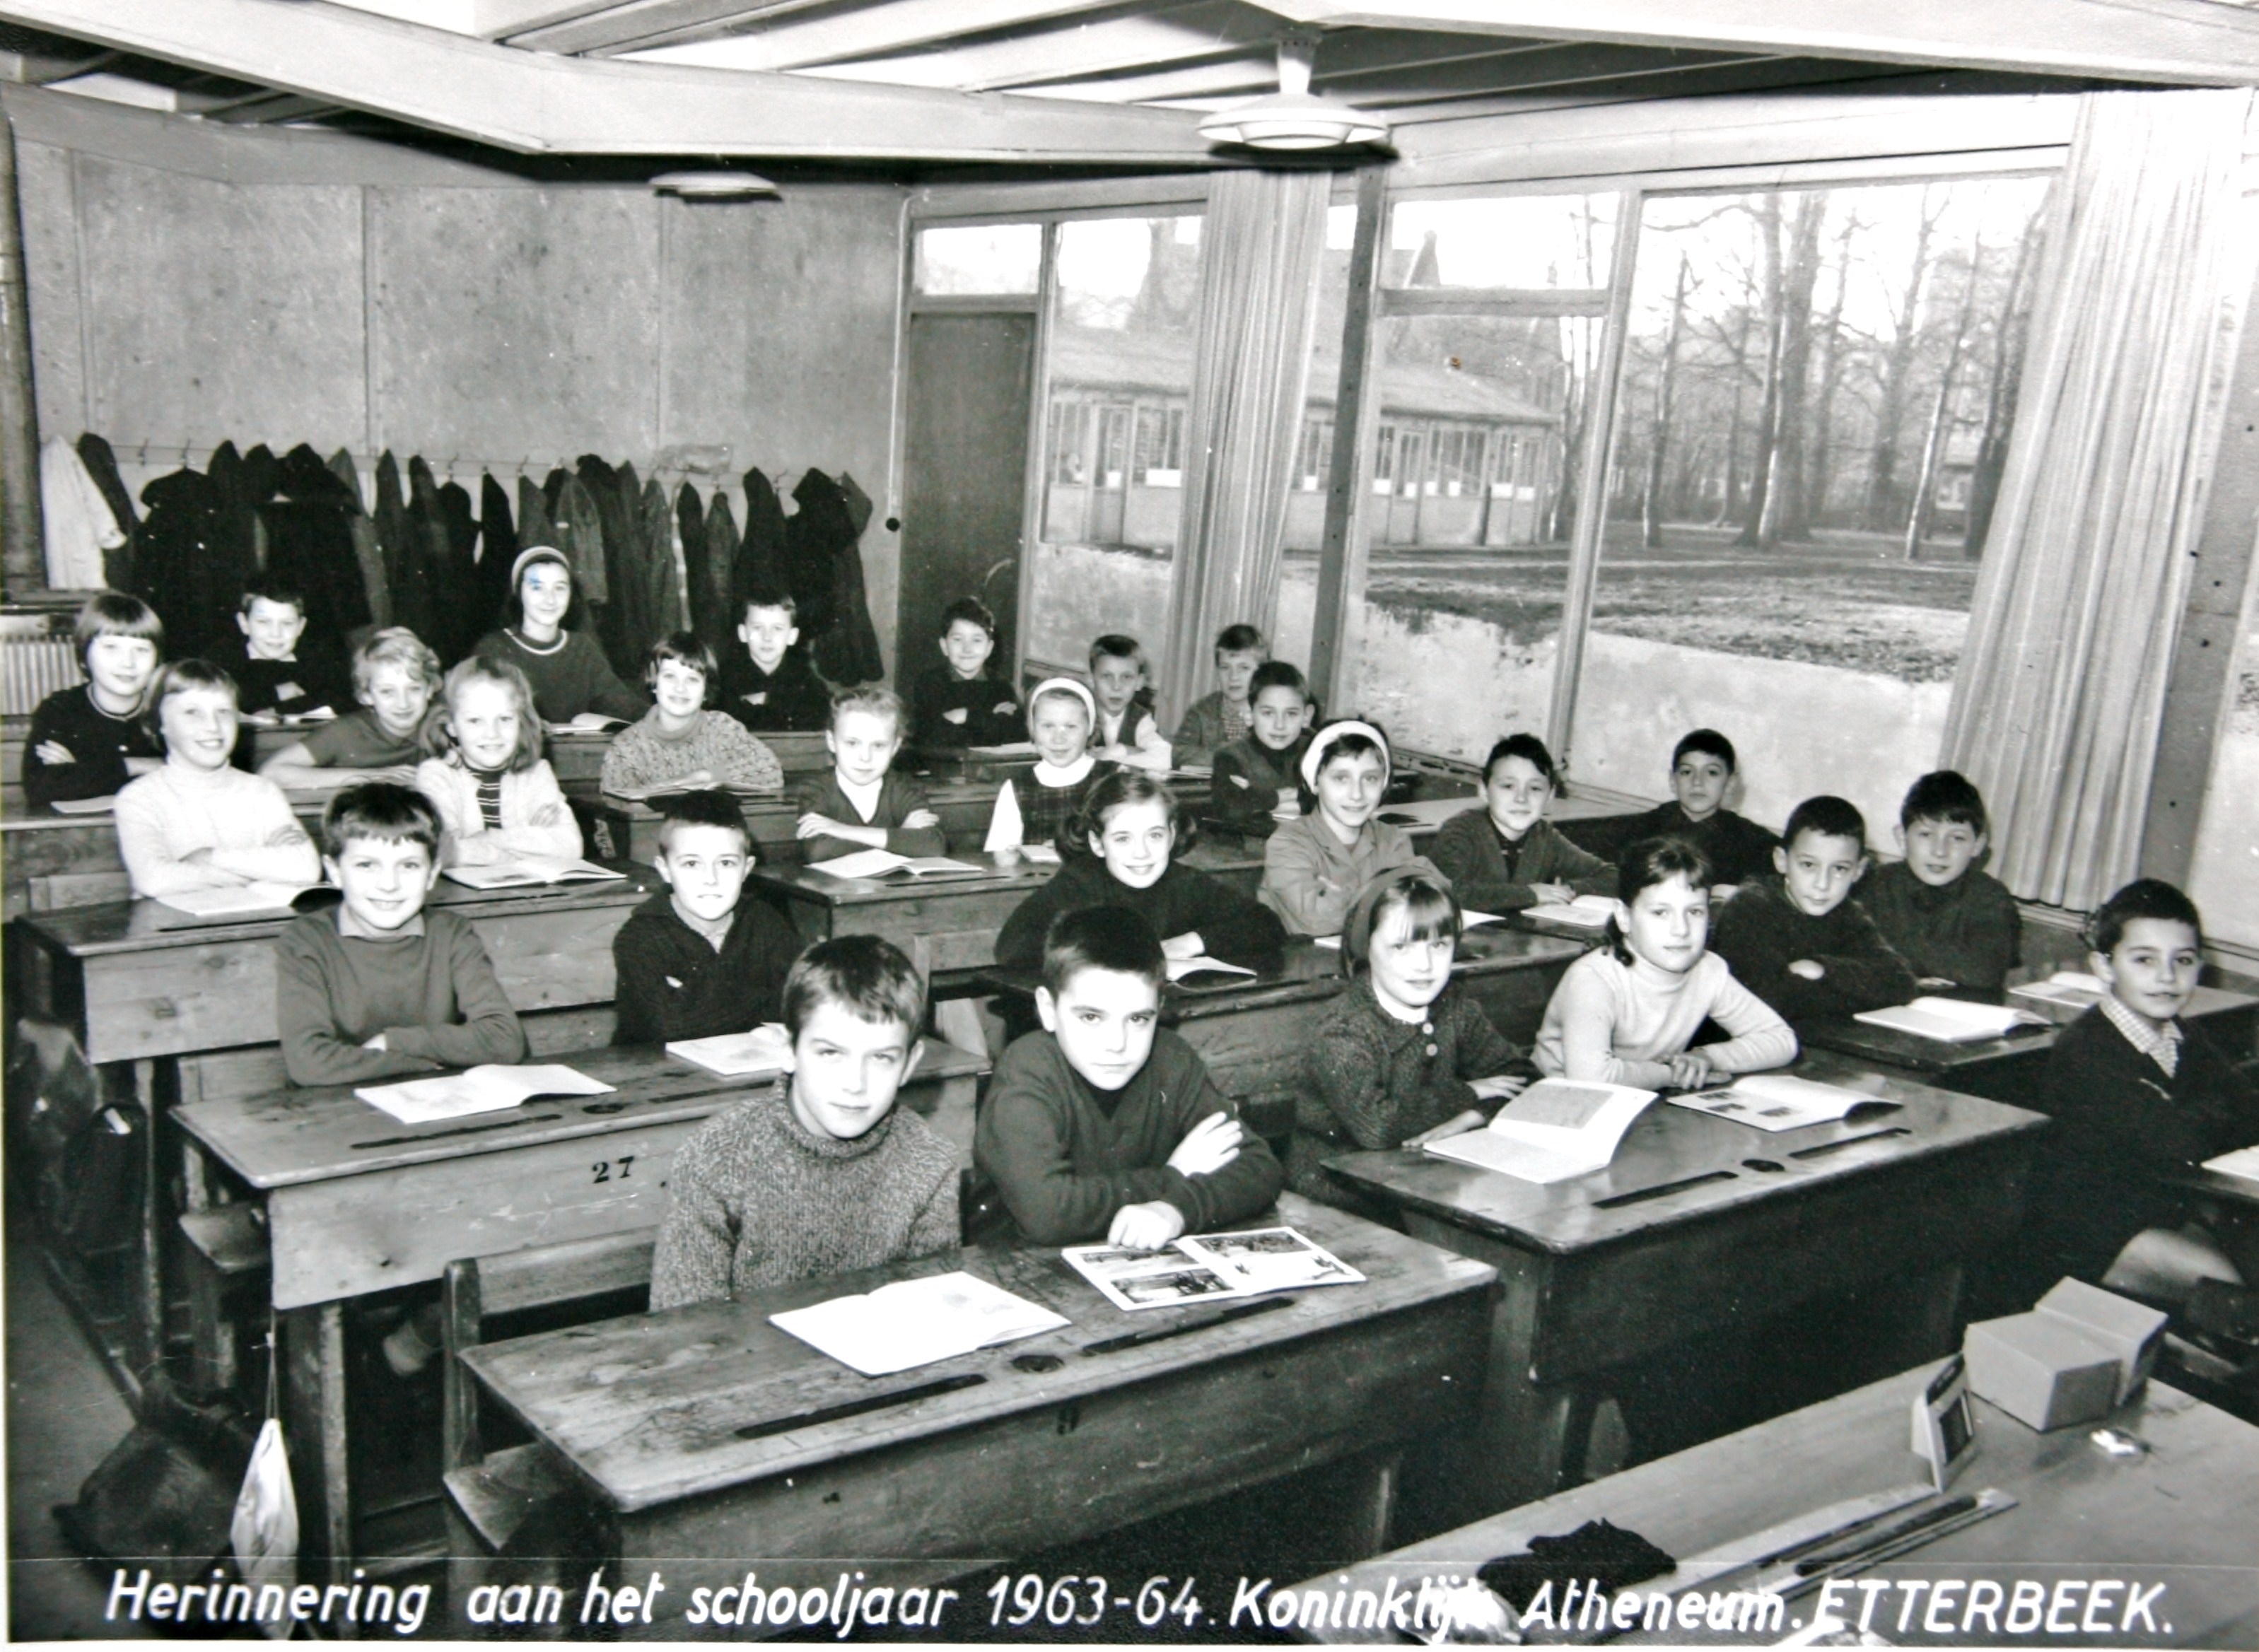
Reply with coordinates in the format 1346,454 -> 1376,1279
1331,193 -> 1613,756
913,222 -> 1041,295
1570,177 -> 2050,831
1273,202 -> 1358,678
1022,215 -> 1203,677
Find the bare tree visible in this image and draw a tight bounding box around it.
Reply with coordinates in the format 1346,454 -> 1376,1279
1757,191 -> 1829,546
1736,195 -> 1786,547
1642,254 -> 1691,547
1803,211 -> 1860,529
1904,242 -> 1985,559
1965,208 -> 2045,554
1864,186 -> 1944,530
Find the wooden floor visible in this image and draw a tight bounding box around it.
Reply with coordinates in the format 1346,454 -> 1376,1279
4,1197 -> 156,1642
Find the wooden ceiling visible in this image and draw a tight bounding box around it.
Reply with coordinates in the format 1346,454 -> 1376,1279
3,0 -> 2259,165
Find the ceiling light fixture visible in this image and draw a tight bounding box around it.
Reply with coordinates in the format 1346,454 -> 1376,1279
1197,35 -> 1387,152
650,169 -> 781,199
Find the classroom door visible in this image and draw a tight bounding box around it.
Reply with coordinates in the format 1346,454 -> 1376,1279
898,310 -> 1036,681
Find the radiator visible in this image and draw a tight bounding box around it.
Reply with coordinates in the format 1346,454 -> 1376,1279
1,637 -> 84,716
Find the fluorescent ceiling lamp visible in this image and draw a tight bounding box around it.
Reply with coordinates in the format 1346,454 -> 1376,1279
650,170 -> 781,199
1197,36 -> 1387,151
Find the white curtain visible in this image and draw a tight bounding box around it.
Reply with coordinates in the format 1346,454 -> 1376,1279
1157,168 -> 1331,730
1942,88 -> 2259,911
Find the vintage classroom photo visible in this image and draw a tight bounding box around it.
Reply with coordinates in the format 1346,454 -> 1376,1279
2,1 -> 2259,1644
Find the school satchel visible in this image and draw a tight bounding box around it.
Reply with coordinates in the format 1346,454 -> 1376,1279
55,1382 -> 255,1571
4,1019 -> 141,1255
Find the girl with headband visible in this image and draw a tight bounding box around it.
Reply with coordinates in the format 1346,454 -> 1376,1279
1290,867 -> 1534,1207
983,677 -> 1119,857
1258,717 -> 1444,936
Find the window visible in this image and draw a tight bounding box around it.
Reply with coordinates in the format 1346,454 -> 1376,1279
1022,215 -> 1206,677
1572,176 -> 2050,831
913,223 -> 1041,295
1273,202 -> 1360,674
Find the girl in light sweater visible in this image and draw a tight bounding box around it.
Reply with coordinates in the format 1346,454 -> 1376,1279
1534,836 -> 1796,1089
115,660 -> 322,898
414,655 -> 583,867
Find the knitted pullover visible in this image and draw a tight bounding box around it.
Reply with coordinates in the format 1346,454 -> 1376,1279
115,763 -> 320,898
1620,802 -> 1779,887
994,855 -> 1286,973
1856,859 -> 2022,995
1290,978 -> 1527,1200
1260,814 -> 1440,936
610,889 -> 801,1046
1208,733 -> 1309,839
276,907 -> 527,1085
473,628 -> 648,725
600,708 -> 783,795
22,684 -> 164,807
415,756 -> 583,866
1534,948 -> 1797,1089
1172,691 -> 1251,771
649,1086 -> 959,1308
223,636 -> 351,719
975,1029 -> 1283,1245
1709,874 -> 1918,1024
910,665 -> 1024,749
1429,812 -> 1613,913
795,771 -> 947,861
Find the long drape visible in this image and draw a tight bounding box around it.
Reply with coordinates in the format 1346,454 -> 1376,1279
1157,168 -> 1331,730
1941,88 -> 2258,911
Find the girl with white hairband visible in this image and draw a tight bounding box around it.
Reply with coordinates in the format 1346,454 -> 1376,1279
1257,717 -> 1447,936
983,677 -> 1119,857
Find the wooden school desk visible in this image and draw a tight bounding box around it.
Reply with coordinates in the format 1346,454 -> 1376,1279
578,775 -> 1013,866
0,784 -> 332,919
1322,1054 -> 2047,1511
1288,1366 -> 2259,1650
1797,985 -> 2259,1101
457,1193 -> 1495,1624
174,1036 -> 991,1580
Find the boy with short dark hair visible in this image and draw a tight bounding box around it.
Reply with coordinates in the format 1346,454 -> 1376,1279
975,906 -> 1283,1248
723,585 -> 833,733
650,935 -> 959,1308
1621,728 -> 1779,891
228,575 -> 351,722
612,789 -> 801,1045
795,688 -> 947,863
1088,634 -> 1172,773
274,782 -> 527,1086
1173,623 -> 1268,770
911,596 -> 1023,749
1209,660 -> 1314,838
1710,794 -> 1917,1023
1857,770 -> 2022,997
22,591 -> 165,808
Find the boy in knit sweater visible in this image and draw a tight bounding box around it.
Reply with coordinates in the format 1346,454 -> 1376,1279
723,587 -> 834,734
1208,661 -> 1314,839
909,595 -> 1024,750
276,783 -> 527,1087
612,790 -> 802,1045
1857,771 -> 2022,998
1619,727 -> 1778,892
650,936 -> 959,1308
976,906 -> 1283,1248
1710,795 -> 1917,1024
1172,623 -> 1268,771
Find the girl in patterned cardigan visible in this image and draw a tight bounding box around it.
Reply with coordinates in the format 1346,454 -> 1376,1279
600,632 -> 783,797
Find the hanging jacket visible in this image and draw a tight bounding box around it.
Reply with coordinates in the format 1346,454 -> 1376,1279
374,452 -> 428,647
206,442 -> 263,618
75,433 -> 138,590
831,470 -> 883,683
262,445 -> 370,645
136,467 -> 233,659
735,468 -> 787,614
553,472 -> 609,607
328,448 -> 390,628
40,436 -> 123,590
437,476 -> 484,662
578,454 -> 633,673
677,481 -> 720,650
704,490 -> 742,641
517,474 -> 557,556
477,473 -> 518,641
639,475 -> 684,647
790,469 -> 882,686
609,459 -> 650,674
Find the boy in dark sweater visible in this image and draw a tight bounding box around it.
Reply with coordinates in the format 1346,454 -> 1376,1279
22,591 -> 165,808
796,687 -> 947,863
1621,727 -> 1778,892
910,595 -> 1023,749
228,575 -> 351,722
2038,880 -> 2259,1316
1430,732 -> 1611,913
1209,660 -> 1314,839
976,906 -> 1283,1248
723,586 -> 833,734
612,790 -> 802,1046
1173,622 -> 1268,770
650,935 -> 959,1308
275,783 -> 527,1087
1710,794 -> 1917,1024
1857,770 -> 2022,998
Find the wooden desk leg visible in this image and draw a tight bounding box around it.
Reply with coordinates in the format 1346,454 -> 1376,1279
1347,1450 -> 1401,1558
133,1058 -> 165,1388
281,1303 -> 354,1585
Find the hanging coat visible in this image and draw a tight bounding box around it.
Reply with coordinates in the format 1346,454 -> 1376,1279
76,433 -> 139,590
677,481 -> 720,650
477,473 -> 517,641
599,459 -> 645,674
408,459 -> 472,663
40,436 -> 124,590
438,476 -> 484,662
735,468 -> 788,611
703,490 -> 741,648
788,469 -> 883,686
261,445 -> 370,646
516,474 -> 557,557
136,467 -> 233,660
552,472 -> 609,608
375,452 -> 432,650
329,449 -> 390,628
638,476 -> 682,649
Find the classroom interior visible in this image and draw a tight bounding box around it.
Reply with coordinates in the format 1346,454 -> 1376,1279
5,0 -> 2259,1641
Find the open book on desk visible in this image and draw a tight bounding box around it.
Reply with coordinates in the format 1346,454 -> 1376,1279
1522,894 -> 1619,930
2201,1145 -> 2259,1190
442,855 -> 626,889
665,1024 -> 792,1079
544,717 -> 629,735
153,881 -> 327,921
1424,1077 -> 1655,1183
606,778 -> 785,802
2009,971 -> 2108,1021
1853,995 -> 2044,1043
1066,1226 -> 1362,1312
1166,955 -> 1257,986
354,1062 -> 614,1125
807,848 -> 986,881
47,794 -> 116,815
770,1271 -> 1068,1376
1670,1072 -> 1898,1133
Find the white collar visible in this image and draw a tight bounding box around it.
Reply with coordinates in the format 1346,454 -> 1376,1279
1032,754 -> 1095,787
837,772 -> 885,820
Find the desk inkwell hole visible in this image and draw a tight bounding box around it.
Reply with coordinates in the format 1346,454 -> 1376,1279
1012,1353 -> 1064,1374
1741,1158 -> 1785,1173
582,1101 -> 629,1115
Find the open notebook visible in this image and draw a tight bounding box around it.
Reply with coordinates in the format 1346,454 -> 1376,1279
442,855 -> 626,889
1065,1226 -> 1362,1312
1669,1072 -> 1898,1133
154,881 -> 325,920
665,1024 -> 793,1079
770,1272 -> 1068,1376
1425,1077 -> 1655,1183
807,848 -> 986,881
1852,996 -> 2043,1043
354,1062 -> 614,1125
1522,894 -> 1618,930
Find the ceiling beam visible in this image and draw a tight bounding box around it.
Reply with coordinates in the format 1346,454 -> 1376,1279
790,1 -> 1280,93
616,0 -> 1127,70
0,0 -> 1218,159
503,0 -> 827,53
1257,0 -> 2259,86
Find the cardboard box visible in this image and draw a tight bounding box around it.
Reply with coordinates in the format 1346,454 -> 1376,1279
1963,1312 -> 2123,1431
2036,1278 -> 2167,1403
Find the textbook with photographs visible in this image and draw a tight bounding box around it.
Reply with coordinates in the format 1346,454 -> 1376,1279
354,1062 -> 614,1125
1670,1073 -> 1901,1133
1423,1077 -> 1655,1183
1852,995 -> 2043,1043
806,848 -> 986,881
441,854 -> 626,889
665,1023 -> 793,1079
605,776 -> 785,802
769,1271 -> 1069,1376
1065,1226 -> 1364,1312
